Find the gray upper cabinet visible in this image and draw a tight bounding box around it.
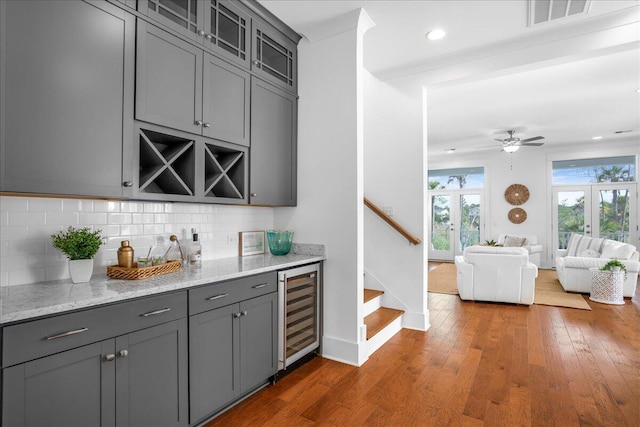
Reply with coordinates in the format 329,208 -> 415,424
202,55 -> 251,146
136,21 -> 204,136
136,21 -> 250,147
138,0 -> 251,69
250,78 -> 297,206
251,19 -> 297,93
0,0 -> 135,198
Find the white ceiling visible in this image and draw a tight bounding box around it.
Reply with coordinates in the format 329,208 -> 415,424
258,0 -> 640,156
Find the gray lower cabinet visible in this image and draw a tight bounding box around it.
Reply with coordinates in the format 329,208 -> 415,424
136,20 -> 250,147
1,292 -> 189,427
189,291 -> 277,424
250,78 -> 298,206
0,0 -> 135,198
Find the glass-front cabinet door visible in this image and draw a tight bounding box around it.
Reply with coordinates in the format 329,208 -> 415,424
252,20 -> 296,92
140,0 -> 204,44
139,0 -> 251,68
203,0 -> 250,67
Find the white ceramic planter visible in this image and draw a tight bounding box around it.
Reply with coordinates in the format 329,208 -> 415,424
69,259 -> 94,283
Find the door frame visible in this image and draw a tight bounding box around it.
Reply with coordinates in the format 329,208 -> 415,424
428,189 -> 485,261
552,182 -> 638,254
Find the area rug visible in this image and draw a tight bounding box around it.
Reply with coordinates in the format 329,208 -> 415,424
428,263 -> 592,310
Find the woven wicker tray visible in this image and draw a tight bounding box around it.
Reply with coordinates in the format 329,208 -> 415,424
107,260 -> 182,280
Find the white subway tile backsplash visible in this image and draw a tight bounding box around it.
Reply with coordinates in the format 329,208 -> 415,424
144,203 -> 164,213
8,268 -> 46,286
28,198 -> 63,212
143,224 -> 164,235
1,196 -> 274,287
78,212 -> 108,225
153,214 -> 173,224
120,224 -> 145,236
8,211 -> 46,226
107,213 -> 132,225
1,224 -> 27,242
46,212 -> 79,226
1,197 -> 28,211
133,213 -> 155,224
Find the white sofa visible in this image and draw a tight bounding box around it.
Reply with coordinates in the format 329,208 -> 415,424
497,233 -> 543,266
455,246 -> 538,305
555,234 -> 640,298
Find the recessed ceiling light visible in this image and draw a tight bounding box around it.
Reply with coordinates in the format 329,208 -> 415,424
426,29 -> 446,41
445,148 -> 455,153
592,136 -> 603,140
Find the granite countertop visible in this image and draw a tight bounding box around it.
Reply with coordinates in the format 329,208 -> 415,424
1,245 -> 324,325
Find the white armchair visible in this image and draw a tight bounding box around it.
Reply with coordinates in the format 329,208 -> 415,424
497,233 -> 543,266
455,246 -> 538,305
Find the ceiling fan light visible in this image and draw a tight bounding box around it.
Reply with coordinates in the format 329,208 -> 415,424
426,29 -> 446,40
503,145 -> 520,153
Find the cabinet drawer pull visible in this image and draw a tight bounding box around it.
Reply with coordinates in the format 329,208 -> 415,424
45,327 -> 89,340
252,283 -> 269,289
141,307 -> 171,317
206,293 -> 229,301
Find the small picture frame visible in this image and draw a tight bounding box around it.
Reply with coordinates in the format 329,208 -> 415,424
239,231 -> 265,256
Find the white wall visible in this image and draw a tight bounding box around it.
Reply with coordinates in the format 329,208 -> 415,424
274,9 -> 373,366
363,72 -> 428,330
0,196 -> 273,286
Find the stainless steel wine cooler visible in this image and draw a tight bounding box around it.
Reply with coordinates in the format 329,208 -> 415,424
277,263 -> 321,371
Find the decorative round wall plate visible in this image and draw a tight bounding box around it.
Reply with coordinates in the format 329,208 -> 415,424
504,184 -> 530,205
508,208 -> 527,224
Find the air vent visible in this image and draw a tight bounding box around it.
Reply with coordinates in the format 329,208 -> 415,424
529,0 -> 591,26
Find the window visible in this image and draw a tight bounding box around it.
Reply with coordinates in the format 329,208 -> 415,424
428,167 -> 484,190
552,156 -> 636,185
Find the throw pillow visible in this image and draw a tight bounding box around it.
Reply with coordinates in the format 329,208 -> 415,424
503,235 -> 526,247
579,249 -> 600,258
601,241 -> 636,260
566,233 -> 582,256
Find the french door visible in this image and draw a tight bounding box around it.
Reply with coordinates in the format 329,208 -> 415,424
553,183 -> 638,251
429,191 -> 483,261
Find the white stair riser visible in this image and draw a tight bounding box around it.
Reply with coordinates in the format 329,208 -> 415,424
364,295 -> 383,317
366,315 -> 403,357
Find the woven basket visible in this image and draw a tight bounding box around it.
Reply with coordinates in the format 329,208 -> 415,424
589,268 -> 624,305
107,260 -> 182,280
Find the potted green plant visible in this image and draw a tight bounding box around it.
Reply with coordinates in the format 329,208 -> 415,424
51,226 -> 104,283
600,259 -> 627,279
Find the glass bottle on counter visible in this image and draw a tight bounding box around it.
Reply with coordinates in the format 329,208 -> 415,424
189,228 -> 202,268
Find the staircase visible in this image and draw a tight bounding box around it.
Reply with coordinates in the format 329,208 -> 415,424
363,288 -> 404,357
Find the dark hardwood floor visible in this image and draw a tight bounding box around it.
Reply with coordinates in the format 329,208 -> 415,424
206,265 -> 640,426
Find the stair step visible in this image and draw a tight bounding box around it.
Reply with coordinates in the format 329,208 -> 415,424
364,289 -> 384,304
364,307 -> 404,340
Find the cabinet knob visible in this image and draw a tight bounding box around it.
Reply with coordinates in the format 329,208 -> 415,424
241,310 -> 248,316
197,30 -> 205,36
233,312 -> 242,318
119,349 -> 129,358
123,181 -> 133,187
195,120 -> 203,126
105,354 -> 116,362
251,193 -> 257,197
205,33 -> 213,40
252,60 -> 260,66
203,122 -> 211,128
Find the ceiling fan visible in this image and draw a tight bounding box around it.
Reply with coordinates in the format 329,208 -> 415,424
492,130 -> 545,153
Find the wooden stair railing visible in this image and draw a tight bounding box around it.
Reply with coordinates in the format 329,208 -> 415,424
364,197 -> 421,245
